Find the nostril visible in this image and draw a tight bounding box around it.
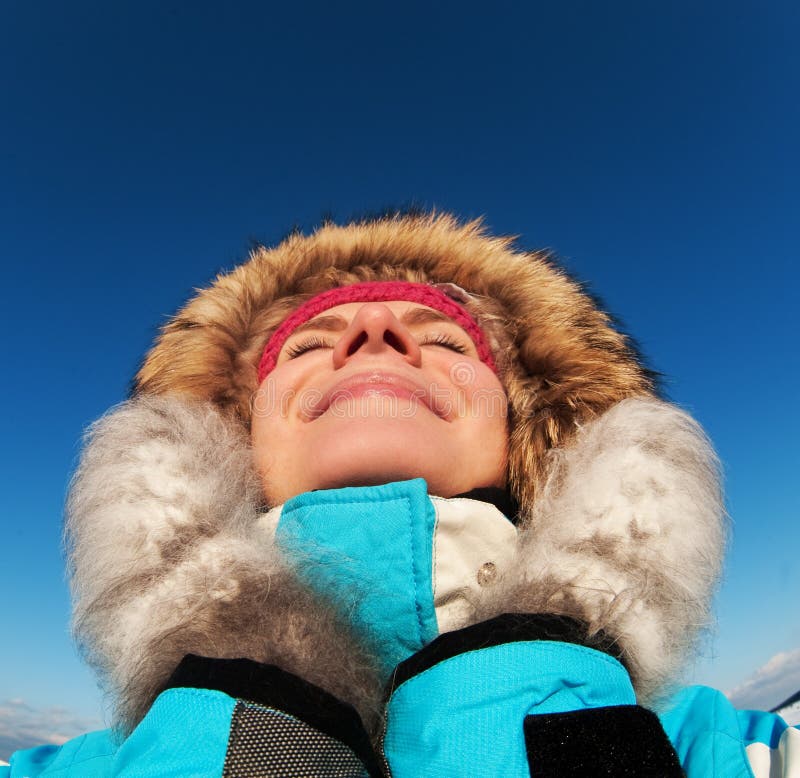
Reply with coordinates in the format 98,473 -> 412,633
346,332 -> 367,356
383,330 -> 407,354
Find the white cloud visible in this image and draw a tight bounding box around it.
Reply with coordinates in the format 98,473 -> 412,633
726,648 -> 800,712
0,699 -> 104,762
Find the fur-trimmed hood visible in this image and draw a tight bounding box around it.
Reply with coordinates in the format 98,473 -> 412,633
135,212 -> 654,515
66,213 -> 726,735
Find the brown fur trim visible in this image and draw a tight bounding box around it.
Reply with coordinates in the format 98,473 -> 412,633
135,213 -> 652,515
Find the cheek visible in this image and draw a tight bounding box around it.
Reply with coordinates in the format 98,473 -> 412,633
251,361 -> 317,425
456,364 -> 508,418
251,380 -> 284,439
466,386 -> 509,428
471,409 -> 510,487
250,388 -> 314,504
461,371 -> 509,454
250,379 -> 302,468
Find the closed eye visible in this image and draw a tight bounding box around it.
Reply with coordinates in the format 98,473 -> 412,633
285,336 -> 335,359
417,333 -> 469,354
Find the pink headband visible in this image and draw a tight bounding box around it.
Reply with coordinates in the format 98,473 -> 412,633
257,281 -> 496,381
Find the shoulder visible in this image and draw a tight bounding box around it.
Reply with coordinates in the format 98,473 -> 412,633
660,685 -> 799,777
4,729 -> 115,777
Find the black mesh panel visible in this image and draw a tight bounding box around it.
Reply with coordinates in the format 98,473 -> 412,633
222,701 -> 370,778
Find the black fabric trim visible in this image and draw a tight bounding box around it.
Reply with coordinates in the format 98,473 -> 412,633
389,613 -> 625,693
163,655 -> 383,777
452,486 -> 520,524
523,705 -> 684,776
771,688 -> 800,713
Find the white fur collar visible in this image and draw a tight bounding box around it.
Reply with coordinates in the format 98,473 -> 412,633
66,395 -> 724,733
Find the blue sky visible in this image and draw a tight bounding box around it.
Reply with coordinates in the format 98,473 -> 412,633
1,0 -> 798,755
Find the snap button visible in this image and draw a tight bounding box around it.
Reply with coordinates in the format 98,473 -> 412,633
477,561 -> 497,586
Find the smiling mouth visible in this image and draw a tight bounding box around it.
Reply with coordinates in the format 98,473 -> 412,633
306,372 -> 447,420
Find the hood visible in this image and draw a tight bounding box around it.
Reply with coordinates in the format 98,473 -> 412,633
67,212 -> 725,735
134,212 -> 655,516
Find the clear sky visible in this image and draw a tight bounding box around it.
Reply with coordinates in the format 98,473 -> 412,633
1,0 -> 798,755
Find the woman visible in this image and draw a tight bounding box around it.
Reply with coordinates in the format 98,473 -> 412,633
4,213 -> 795,776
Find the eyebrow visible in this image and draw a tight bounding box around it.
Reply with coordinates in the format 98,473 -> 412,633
289,314 -> 349,337
287,307 -> 456,338
400,307 -> 454,327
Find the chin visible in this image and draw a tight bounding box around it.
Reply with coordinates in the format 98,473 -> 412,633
314,451 -> 447,493
309,421 -> 453,494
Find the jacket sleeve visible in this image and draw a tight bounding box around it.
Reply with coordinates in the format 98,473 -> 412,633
660,684 -> 800,778
739,711 -> 800,778
120,654 -> 385,778
380,613 -> 683,777
1,656 -> 384,778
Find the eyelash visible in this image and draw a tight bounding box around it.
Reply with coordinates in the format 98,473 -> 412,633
418,333 -> 469,353
285,336 -> 334,358
284,332 -> 469,359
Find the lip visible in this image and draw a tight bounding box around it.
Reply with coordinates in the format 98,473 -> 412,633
305,371 -> 448,421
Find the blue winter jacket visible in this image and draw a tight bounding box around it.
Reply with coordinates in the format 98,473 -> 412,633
4,480 -> 797,776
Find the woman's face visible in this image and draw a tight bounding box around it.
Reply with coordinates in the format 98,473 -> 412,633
251,300 -> 509,504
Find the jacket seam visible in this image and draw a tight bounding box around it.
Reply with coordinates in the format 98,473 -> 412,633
401,496 -> 425,646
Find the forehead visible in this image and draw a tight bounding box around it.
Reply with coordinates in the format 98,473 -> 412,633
286,300 -> 463,337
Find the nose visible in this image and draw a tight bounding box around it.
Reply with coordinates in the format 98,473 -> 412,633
332,303 -> 422,369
